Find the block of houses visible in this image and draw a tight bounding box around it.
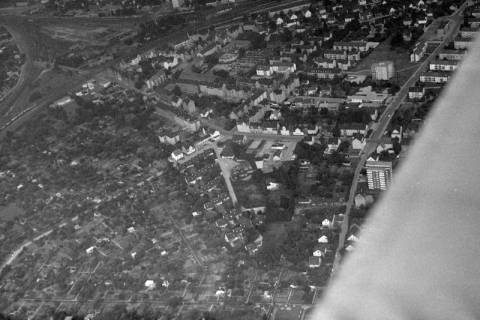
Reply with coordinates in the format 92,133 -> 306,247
158,131 -> 180,145
453,35 -> 473,50
340,123 -> 367,137
459,27 -> 479,39
305,67 -> 342,79
419,71 -> 450,84
256,65 -> 273,77
438,49 -> 466,61
333,41 -> 368,52
270,61 -> 296,74
232,134 -> 247,145
145,69 -> 166,89
467,17 -> 480,28
408,86 -> 425,100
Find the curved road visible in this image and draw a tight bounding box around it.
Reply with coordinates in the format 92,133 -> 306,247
332,0 -> 471,272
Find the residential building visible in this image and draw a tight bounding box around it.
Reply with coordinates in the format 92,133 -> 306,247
459,27 -> 479,39
169,150 -> 184,162
304,68 -> 342,79
256,65 -> 273,77
371,61 -> 395,80
429,59 -> 458,72
366,159 -> 392,191
158,131 -> 180,145
324,49 -> 347,60
340,123 -> 367,137
408,86 -> 425,100
410,40 -> 427,62
419,71 -> 450,83
270,61 -> 296,74
438,49 -> 466,61
145,70 -> 166,89
333,41 -> 368,52
454,35 -> 474,50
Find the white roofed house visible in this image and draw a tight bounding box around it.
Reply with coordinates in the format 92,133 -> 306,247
325,137 -> 341,154
171,96 -> 183,108
144,280 -> 156,290
390,126 -> 403,142
157,55 -> 179,70
158,131 -> 180,145
318,235 -> 329,244
52,96 -> 72,107
270,61 -> 296,74
352,134 -> 366,151
256,65 -> 273,77
169,149 -> 184,162
322,218 -> 332,228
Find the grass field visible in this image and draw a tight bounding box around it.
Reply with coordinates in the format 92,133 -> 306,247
351,39 -> 421,86
0,203 -> 25,222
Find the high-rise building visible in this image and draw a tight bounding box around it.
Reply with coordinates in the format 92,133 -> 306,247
371,61 -> 395,81
366,160 -> 392,190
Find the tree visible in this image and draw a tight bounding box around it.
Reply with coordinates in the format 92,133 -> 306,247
338,140 -> 350,153
390,31 -> 404,48
172,85 -> 182,97
167,296 -> 183,309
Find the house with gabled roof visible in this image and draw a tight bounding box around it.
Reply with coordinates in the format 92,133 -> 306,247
308,256 -> 322,268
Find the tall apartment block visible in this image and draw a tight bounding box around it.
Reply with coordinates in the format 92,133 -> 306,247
366,160 -> 392,191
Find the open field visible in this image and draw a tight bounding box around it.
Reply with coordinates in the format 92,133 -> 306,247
351,39 -> 421,85
42,25 -> 134,46
0,203 -> 25,222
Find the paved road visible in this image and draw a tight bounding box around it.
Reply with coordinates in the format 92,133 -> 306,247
0,228 -> 53,274
332,0 -> 470,273
213,146 -> 239,206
